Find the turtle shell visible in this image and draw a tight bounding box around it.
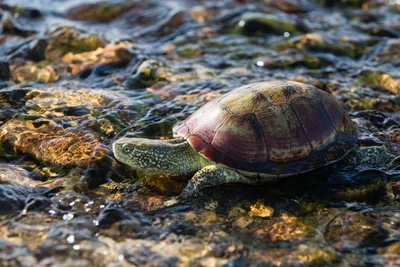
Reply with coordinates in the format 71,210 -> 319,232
173,80 -> 357,177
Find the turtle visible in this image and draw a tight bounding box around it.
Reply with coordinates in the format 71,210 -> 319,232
112,80 -> 358,199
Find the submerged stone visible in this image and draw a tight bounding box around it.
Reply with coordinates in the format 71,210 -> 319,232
277,33 -> 366,58
271,0 -> 312,13
324,211 -> 391,249
315,0 -> 371,8
248,202 -> 274,218
65,0 -> 141,23
0,13 -> 35,37
44,27 -> 106,62
233,12 -> 300,36
11,64 -> 58,83
0,119 -> 110,167
356,70 -> 400,94
124,60 -> 169,89
259,53 -> 334,69
0,60 -> 10,80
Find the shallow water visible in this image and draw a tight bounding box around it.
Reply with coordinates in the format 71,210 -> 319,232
0,0 -> 400,266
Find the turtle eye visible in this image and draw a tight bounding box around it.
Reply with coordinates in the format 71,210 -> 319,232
122,144 -> 134,154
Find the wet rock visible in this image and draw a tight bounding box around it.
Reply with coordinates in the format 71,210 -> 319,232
360,25 -> 400,38
248,202 -> 274,218
228,206 -> 247,218
349,146 -> 395,169
376,242 -> 400,265
277,33 -> 366,58
258,54 -> 334,69
0,12 -> 34,37
121,239 -> 183,266
253,213 -> 310,242
0,89 -> 28,109
232,216 -> 253,229
348,96 -> 399,112
0,184 -> 35,214
248,244 -> 336,266
167,220 -> 197,236
335,180 -> 391,203
0,60 -> 10,80
233,12 -> 300,36
0,164 -> 42,186
26,38 -> 47,62
356,70 -> 400,94
17,8 -> 42,20
44,27 -> 106,62
62,42 -> 134,77
65,0 -> 141,23
324,211 -> 390,249
138,173 -> 187,196
198,211 -> 218,224
189,6 -> 214,23
24,196 -> 51,212
177,44 -> 201,59
205,231 -> 242,259
12,63 -> 59,83
0,4 -> 42,20
375,39 -> 400,63
270,0 -> 312,13
0,240 -> 38,266
316,0 -> 370,8
135,9 -> 189,38
0,119 -> 110,167
11,64 -> 39,82
97,206 -> 131,229
125,60 -> 169,89
23,88 -> 114,117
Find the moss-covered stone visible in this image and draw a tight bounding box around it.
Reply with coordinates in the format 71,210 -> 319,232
356,70 -> 400,94
277,34 -> 366,58
44,27 -> 106,61
125,60 -> 169,88
232,12 -> 299,36
335,182 -> 389,203
177,45 -> 201,59
65,1 -> 140,23
259,54 -> 333,69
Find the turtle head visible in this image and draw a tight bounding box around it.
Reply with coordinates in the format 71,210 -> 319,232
112,137 -> 205,175
113,137 -> 208,174
112,137 -> 164,172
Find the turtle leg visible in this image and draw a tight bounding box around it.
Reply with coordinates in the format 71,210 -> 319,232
164,165 -> 255,206
181,165 -> 255,198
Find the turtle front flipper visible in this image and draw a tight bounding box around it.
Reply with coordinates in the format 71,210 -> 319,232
164,165 -> 256,206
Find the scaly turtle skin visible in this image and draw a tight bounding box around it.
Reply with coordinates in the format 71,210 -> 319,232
113,80 -> 357,199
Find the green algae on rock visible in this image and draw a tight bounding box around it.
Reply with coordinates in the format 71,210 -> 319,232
232,12 -> 300,36
124,60 -> 170,88
356,70 -> 400,94
44,27 -> 106,62
276,33 -> 367,58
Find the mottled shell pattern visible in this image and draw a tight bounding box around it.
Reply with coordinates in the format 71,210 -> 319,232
173,80 -> 357,177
